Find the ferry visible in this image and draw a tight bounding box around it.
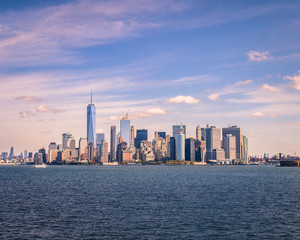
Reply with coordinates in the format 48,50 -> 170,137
33,163 -> 47,168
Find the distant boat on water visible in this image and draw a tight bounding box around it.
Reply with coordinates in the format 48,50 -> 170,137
33,163 -> 47,168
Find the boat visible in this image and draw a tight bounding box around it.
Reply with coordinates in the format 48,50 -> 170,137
33,163 -> 47,168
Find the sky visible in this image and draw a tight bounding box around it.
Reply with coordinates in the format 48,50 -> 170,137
0,0 -> 300,156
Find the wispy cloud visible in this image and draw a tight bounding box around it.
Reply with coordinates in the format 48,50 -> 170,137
250,112 -> 278,117
0,0 -> 186,66
15,96 -> 42,102
247,50 -> 272,62
167,95 -> 201,104
261,83 -> 279,92
283,70 -> 300,90
19,110 -> 36,118
109,107 -> 166,120
171,75 -> 215,84
208,93 -> 220,101
235,79 -> 253,86
37,105 -> 66,114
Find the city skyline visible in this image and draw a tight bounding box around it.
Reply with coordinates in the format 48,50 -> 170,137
0,0 -> 300,156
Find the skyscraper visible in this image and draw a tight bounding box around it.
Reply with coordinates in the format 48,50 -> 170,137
206,126 -> 222,161
222,126 -> 241,159
120,116 -> 130,145
223,134 -> 236,160
87,92 -> 96,146
62,132 -> 73,150
134,129 -> 148,148
158,132 -> 166,139
96,133 -> 105,146
170,137 -> 176,160
196,125 -> 201,141
173,125 -> 186,138
9,146 -> 14,159
130,126 -> 135,147
175,124 -> 185,161
110,125 -> 116,161
185,138 -> 195,161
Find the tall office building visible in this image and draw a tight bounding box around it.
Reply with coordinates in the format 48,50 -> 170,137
130,126 -> 135,147
241,135 -> 248,164
38,148 -> 47,163
169,137 -> 176,160
222,126 -> 241,159
110,125 -> 116,161
9,146 -> 14,159
185,138 -> 195,161
96,133 -> 105,146
100,140 -> 109,163
206,126 -> 222,160
173,125 -> 186,138
196,125 -> 201,141
201,128 -> 206,141
79,137 -> 88,158
206,126 -> 221,150
223,134 -> 236,160
134,129 -> 148,148
175,124 -> 185,161
120,116 -> 130,145
158,132 -> 166,139
62,132 -> 73,150
87,92 -> 96,146
24,150 -> 28,159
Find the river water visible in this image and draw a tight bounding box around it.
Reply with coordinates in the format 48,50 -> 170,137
0,165 -> 299,239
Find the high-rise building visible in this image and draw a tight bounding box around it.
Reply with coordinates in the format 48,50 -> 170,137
62,132 -> 73,150
195,140 -> 206,163
38,148 -> 47,163
223,134 -> 236,160
222,126 -> 241,159
116,142 -> 127,163
206,126 -> 222,161
96,133 -> 105,146
88,142 -> 94,163
120,116 -> 130,145
9,146 -> 14,159
206,126 -> 221,150
110,125 -> 117,161
130,126 -> 135,147
201,128 -> 206,141
24,150 -> 28,159
100,140 -> 109,163
158,132 -> 166,139
170,137 -> 176,160
173,125 -> 186,138
196,125 -> 201,141
175,124 -> 185,161
87,92 -> 96,146
241,135 -> 248,164
79,137 -> 88,157
134,129 -> 148,148
185,138 -> 195,161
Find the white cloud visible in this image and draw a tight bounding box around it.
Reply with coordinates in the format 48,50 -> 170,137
19,111 -> 36,118
247,51 -> 272,62
235,79 -> 253,86
167,95 -> 201,104
15,96 -> 42,102
145,108 -> 166,115
171,75 -> 215,84
108,107 -> 166,120
208,93 -> 220,101
250,112 -> 278,117
283,70 -> 300,90
37,105 -> 66,114
261,84 -> 279,92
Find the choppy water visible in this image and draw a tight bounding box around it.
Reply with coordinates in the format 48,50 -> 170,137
0,165 -> 300,239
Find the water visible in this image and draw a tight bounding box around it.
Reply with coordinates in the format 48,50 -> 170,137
0,165 -> 299,239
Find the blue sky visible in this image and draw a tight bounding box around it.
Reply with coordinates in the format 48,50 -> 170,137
0,0 -> 300,156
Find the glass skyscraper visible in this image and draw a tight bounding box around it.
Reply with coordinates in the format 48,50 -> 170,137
87,93 -> 96,146
120,116 -> 130,145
